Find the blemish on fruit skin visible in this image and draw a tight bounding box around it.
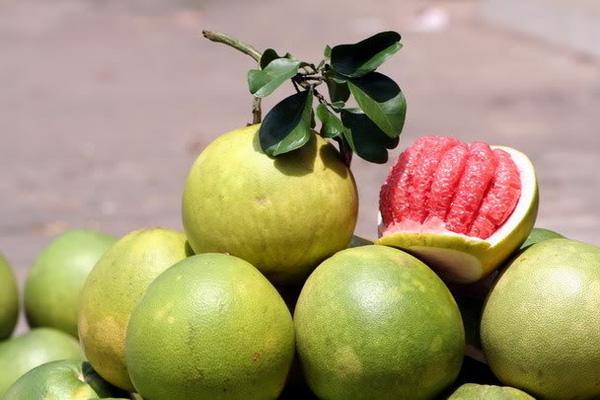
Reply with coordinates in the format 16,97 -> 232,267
334,346 -> 363,377
154,302 -> 175,321
255,196 -> 269,206
429,336 -> 443,352
252,352 -> 261,362
412,279 -> 426,292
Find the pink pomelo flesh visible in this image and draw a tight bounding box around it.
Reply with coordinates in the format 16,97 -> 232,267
380,136 -> 521,240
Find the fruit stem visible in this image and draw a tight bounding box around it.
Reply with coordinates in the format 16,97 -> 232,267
202,30 -> 262,62
202,30 -> 263,124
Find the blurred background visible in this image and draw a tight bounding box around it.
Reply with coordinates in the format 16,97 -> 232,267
2,0 -> 599,286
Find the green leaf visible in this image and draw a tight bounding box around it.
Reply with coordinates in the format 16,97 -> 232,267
331,31 -> 402,77
324,45 -> 332,59
316,104 -> 345,139
260,49 -> 294,69
326,78 -> 350,103
341,110 -> 399,163
348,72 -> 406,137
248,58 -> 300,98
260,48 -> 282,69
260,89 -> 314,156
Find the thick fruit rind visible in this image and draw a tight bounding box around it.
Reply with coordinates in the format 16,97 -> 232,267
0,253 -> 18,340
481,239 -> 600,400
377,146 -> 538,283
77,228 -> 189,391
447,383 -> 535,399
2,360 -> 128,400
0,328 -> 85,396
126,254 -> 295,400
24,229 -> 116,337
182,124 -> 358,285
295,245 -> 465,400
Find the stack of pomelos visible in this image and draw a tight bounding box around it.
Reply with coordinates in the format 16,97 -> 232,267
1,32 -> 600,400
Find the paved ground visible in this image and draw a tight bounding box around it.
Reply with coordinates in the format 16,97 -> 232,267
1,0 -> 599,288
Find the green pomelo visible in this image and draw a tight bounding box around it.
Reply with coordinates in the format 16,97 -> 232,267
78,228 -> 190,390
518,227 -> 564,252
294,245 -> 465,400
126,254 -> 295,400
24,229 -> 116,337
0,253 -> 19,340
3,360 -> 128,400
182,124 -> 358,285
377,137 -> 538,284
0,328 -> 84,396
481,239 -> 600,400
447,383 -> 535,399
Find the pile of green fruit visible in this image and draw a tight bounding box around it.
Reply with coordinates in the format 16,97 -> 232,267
1,31 -> 599,400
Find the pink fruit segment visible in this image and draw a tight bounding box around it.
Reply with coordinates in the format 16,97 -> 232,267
379,137 -> 430,228
427,143 -> 469,224
469,149 -> 521,238
406,136 -> 461,224
379,136 -> 521,240
445,142 -> 497,235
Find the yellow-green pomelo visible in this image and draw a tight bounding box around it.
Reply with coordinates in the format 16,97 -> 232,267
447,383 -> 535,399
481,239 -> 600,400
0,253 -> 18,339
24,229 -> 116,337
182,124 -> 358,284
126,253 -> 295,400
294,245 -> 464,400
78,228 -> 190,390
3,360 -> 128,400
0,328 -> 84,395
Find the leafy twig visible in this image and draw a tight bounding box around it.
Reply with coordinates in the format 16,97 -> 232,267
203,29 -> 406,165
202,30 -> 261,62
202,30 -> 263,124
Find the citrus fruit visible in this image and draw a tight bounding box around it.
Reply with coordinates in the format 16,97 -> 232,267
78,228 -> 190,390
126,253 -> 295,400
182,124 -> 358,284
294,245 -> 464,400
376,136 -> 538,283
481,238 -> 600,399
2,360 -> 128,400
518,227 -> 564,251
447,383 -> 535,399
0,252 -> 19,339
24,229 -> 116,337
0,327 -> 84,395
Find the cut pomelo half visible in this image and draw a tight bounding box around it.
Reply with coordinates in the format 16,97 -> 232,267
376,136 -> 538,283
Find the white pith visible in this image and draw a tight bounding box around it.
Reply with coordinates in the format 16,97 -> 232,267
378,145 -> 537,246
